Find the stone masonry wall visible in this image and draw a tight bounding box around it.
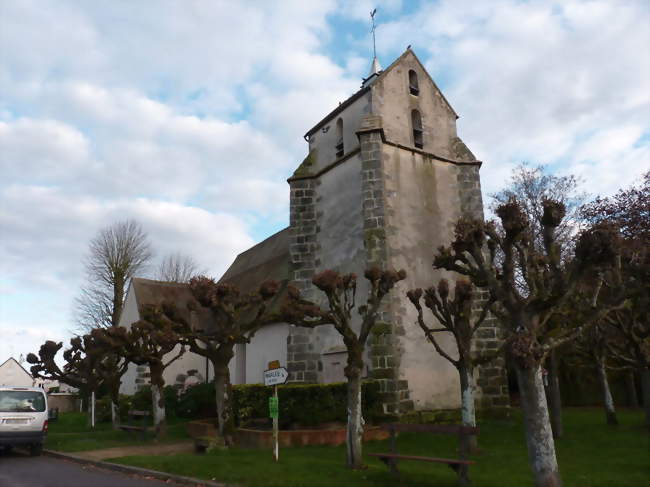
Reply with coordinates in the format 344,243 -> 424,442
358,119 -> 412,414
286,178 -> 321,383
456,164 -> 510,409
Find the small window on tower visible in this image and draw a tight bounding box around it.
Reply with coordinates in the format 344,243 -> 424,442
409,70 -> 419,96
412,110 -> 423,149
335,118 -> 344,158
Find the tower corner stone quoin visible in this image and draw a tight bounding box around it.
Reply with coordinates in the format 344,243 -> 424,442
285,50 -> 509,413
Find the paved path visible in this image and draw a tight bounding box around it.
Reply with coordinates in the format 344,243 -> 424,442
73,440 -> 194,461
0,448 -> 190,487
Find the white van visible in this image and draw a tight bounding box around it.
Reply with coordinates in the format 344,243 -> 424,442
0,386 -> 48,455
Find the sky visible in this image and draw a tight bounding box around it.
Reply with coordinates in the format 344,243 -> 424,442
1,0 -> 649,364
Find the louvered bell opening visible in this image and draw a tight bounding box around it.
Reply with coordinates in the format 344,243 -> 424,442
335,139 -> 344,158
413,129 -> 423,149
409,84 -> 419,96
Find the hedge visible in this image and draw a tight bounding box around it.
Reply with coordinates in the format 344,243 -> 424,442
95,386 -> 179,422
177,381 -> 385,428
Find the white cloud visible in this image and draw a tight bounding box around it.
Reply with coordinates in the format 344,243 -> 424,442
0,0 -> 648,361
0,119 -> 90,183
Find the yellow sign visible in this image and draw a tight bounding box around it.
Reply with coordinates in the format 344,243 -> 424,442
268,360 -> 281,370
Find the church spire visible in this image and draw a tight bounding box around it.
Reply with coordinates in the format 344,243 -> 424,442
363,9 -> 382,86
368,56 -> 382,78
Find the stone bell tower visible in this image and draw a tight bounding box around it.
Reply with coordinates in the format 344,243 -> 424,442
286,49 -> 509,413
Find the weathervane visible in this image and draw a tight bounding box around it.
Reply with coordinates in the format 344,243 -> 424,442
370,8 -> 378,59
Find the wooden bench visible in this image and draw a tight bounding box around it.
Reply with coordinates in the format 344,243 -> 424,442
117,410 -> 152,440
368,423 -> 478,486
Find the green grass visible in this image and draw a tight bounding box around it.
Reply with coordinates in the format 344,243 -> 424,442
45,412 -> 190,452
108,408 -> 649,487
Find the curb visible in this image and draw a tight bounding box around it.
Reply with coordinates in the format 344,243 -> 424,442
44,449 -> 229,487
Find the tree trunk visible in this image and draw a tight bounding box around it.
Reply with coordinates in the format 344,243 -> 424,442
112,277 -> 125,327
111,400 -> 119,428
515,363 -> 562,487
213,354 -> 235,446
151,381 -> 167,437
86,392 -> 95,429
458,362 -> 478,453
641,368 -> 650,431
625,370 -> 639,408
545,350 -> 563,438
346,369 -> 364,469
596,359 -> 618,425
109,382 -> 121,429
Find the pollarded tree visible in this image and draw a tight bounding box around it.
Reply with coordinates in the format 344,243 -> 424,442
583,171 -> 650,428
490,163 -> 586,256
87,329 -> 132,428
101,307 -> 185,436
572,323 -> 620,425
407,279 -> 496,451
27,337 -> 103,427
164,276 -> 281,445
604,308 -> 650,429
434,199 -> 624,487
283,268 -> 406,469
491,164 -> 587,438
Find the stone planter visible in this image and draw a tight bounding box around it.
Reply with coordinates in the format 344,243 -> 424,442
186,418 -> 389,448
235,425 -> 388,448
187,418 -> 218,438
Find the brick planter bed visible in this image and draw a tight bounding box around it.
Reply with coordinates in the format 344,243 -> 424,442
187,419 -> 389,448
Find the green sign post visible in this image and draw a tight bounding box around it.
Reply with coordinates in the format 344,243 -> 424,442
269,396 -> 279,419
264,361 -> 287,462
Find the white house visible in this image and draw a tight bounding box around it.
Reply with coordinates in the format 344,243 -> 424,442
0,357 -> 35,387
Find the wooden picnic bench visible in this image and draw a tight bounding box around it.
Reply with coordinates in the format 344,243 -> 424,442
368,423 -> 479,486
117,410 -> 152,440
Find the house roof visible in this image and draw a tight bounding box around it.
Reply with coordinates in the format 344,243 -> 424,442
303,48 -> 458,139
219,227 -> 290,293
125,228 -> 291,331
218,227 -> 291,319
129,277 -> 209,329
0,357 -> 33,379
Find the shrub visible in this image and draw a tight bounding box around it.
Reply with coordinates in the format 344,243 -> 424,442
177,381 -> 384,428
93,394 -> 135,423
119,385 -> 179,419
176,383 -> 215,418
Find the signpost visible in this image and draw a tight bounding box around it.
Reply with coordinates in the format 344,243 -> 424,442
264,361 -> 288,461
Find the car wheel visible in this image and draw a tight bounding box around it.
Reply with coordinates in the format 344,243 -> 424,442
29,443 -> 43,456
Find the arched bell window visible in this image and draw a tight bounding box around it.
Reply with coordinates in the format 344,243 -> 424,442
412,110 -> 423,149
408,70 -> 419,96
335,118 -> 344,158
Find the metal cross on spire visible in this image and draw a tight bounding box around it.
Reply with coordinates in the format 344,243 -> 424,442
370,8 -> 378,59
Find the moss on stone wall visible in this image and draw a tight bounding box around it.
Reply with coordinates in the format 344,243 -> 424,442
451,137 -> 477,161
293,149 -> 317,177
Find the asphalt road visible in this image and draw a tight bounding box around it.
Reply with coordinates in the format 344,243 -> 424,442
0,448 -> 188,487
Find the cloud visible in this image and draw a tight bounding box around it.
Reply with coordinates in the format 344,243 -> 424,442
0,186 -> 254,290
0,324 -> 69,366
0,119 -> 90,184
380,0 -> 650,197
0,0 -> 648,361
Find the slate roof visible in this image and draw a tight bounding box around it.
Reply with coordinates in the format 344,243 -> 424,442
129,278 -> 212,331
218,227 -> 290,293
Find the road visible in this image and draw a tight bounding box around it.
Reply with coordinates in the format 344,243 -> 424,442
0,448 -> 190,487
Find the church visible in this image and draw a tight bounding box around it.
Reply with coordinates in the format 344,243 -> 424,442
120,49 -> 509,413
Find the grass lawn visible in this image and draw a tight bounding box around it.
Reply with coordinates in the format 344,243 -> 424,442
45,412 -> 190,452
108,408 -> 649,487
